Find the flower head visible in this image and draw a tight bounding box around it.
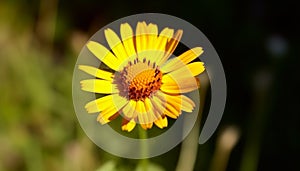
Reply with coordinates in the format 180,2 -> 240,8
79,21 -> 205,131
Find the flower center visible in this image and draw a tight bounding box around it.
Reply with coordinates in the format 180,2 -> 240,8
129,68 -> 162,101
116,58 -> 162,101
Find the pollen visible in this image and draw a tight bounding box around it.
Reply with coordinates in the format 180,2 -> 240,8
129,68 -> 162,101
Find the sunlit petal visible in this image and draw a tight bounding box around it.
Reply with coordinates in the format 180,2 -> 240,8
86,41 -> 122,71
78,65 -> 113,80
104,28 -> 128,60
80,79 -> 118,94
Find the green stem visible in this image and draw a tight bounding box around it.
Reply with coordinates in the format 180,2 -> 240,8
138,126 -> 148,171
175,74 -> 209,171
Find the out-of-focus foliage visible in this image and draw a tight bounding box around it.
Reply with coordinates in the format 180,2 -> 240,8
0,1 -> 99,171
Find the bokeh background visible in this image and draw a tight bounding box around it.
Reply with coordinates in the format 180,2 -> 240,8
0,0 -> 299,171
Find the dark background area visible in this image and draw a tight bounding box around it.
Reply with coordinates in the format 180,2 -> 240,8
0,0 -> 299,171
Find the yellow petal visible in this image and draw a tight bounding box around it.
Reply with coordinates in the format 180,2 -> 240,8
160,57 -> 186,73
160,61 -> 202,94
186,62 -> 205,76
149,95 -> 166,117
144,97 -> 158,123
165,105 -> 180,119
136,22 -> 156,63
160,77 -> 198,94
156,91 -> 181,112
122,99 -> 136,119
140,121 -> 153,130
151,95 -> 179,119
182,95 -> 195,107
135,101 -> 151,125
155,91 -> 181,118
135,22 -> 148,54
161,47 -> 203,73
140,124 -> 148,130
85,94 -> 126,113
136,100 -> 152,129
158,29 -> 183,65
154,116 -> 168,129
152,28 -> 174,63
97,110 -> 117,124
80,79 -> 118,94
146,23 -> 158,50
104,28 -> 128,60
86,41 -> 122,71
148,97 -> 165,121
166,29 -> 183,54
161,77 -> 198,95
178,47 -> 203,64
78,65 -> 113,80
180,95 -> 195,112
120,23 -> 136,58
147,122 -> 153,129
122,119 -> 136,132
157,92 -> 195,113
154,28 -> 174,51
97,97 -> 127,124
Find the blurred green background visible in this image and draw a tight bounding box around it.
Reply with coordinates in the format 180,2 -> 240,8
0,0 -> 299,171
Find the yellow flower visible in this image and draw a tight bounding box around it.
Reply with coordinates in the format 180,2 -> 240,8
79,21 -> 205,132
